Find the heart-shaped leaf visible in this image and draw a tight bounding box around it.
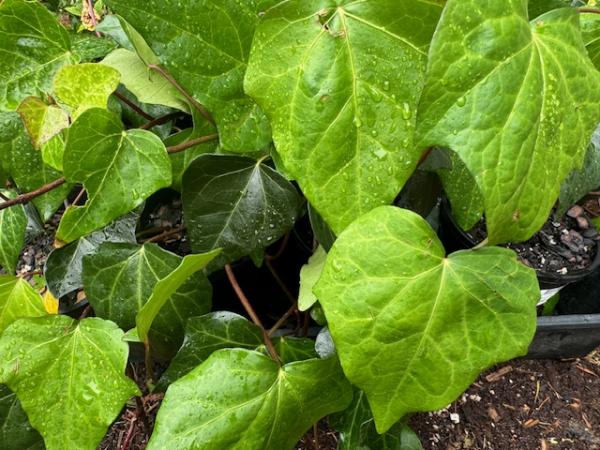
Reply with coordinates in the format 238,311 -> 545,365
0,316 -> 140,450
0,191 -> 27,274
315,206 -> 539,432
56,108 -> 171,243
17,97 -> 69,148
147,349 -> 352,450
0,276 -> 46,333
417,2 -> 600,244
182,154 -> 301,268
245,0 -> 444,234
0,385 -> 44,450
104,1 -> 274,152
0,0 -> 73,110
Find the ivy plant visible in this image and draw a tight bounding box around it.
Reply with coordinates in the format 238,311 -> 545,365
0,0 -> 599,449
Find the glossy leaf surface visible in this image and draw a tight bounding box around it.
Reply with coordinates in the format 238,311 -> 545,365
182,154 -> 300,268
0,385 -> 43,450
315,206 -> 539,432
148,349 -> 352,450
417,2 -> 600,244
245,0 -> 443,233
0,191 -> 26,274
0,275 -> 45,333
0,316 -> 139,450
57,108 -> 171,243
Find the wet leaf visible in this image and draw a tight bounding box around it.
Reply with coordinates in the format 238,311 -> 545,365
0,191 -> 27,274
0,276 -> 46,334
0,384 -> 44,450
17,97 -> 69,149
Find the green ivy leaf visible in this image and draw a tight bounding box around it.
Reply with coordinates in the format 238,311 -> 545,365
0,316 -> 139,450
0,191 -> 27,274
315,206 -> 539,432
71,32 -> 118,63
0,385 -> 44,450
0,0 -> 73,110
270,337 -> 318,364
147,349 -> 352,450
102,49 -> 189,112
417,3 -> 600,244
157,311 -> 264,389
298,246 -> 327,311
332,390 -> 424,450
83,243 -> 214,356
182,154 -> 301,268
45,210 -> 138,298
53,63 -> 120,119
581,11 -> 600,70
528,0 -> 571,19
245,0 -> 443,234
105,0 -> 273,152
17,97 -> 69,149
56,108 -> 171,243
136,249 -> 220,345
0,275 -> 46,334
40,133 -> 65,172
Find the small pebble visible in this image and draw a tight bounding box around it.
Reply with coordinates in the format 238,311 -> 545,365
449,413 -> 460,424
567,205 -> 584,218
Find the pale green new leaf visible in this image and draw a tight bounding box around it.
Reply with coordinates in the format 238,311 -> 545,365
136,249 -> 221,344
0,316 -> 139,450
182,154 -> 301,268
0,275 -> 45,333
102,49 -> 189,112
315,206 -> 539,432
17,97 -> 69,148
105,0 -> 273,152
41,133 -> 65,172
0,385 -> 44,450
417,2 -> 600,244
245,0 -> 443,234
0,0 -> 73,110
0,191 -> 26,274
299,246 -> 327,311
53,63 -> 120,119
83,243 -> 214,356
56,108 -> 171,243
147,349 -> 353,450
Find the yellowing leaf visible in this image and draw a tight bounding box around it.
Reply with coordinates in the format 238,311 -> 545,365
42,290 -> 59,315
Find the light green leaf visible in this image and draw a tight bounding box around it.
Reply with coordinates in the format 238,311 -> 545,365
157,311 -> 264,389
56,108 -> 171,243
102,49 -> 189,112
581,11 -> 600,70
17,97 -> 69,149
558,124 -> 600,215
83,243 -> 214,357
0,316 -> 139,450
0,275 -> 46,334
315,206 -> 539,432
106,0 -> 273,152
45,210 -> 138,298
136,249 -> 220,344
0,0 -> 73,111
147,349 -> 353,450
53,63 -> 120,119
40,133 -> 65,172
96,15 -> 134,51
245,0 -> 443,234
332,390 -> 423,450
0,191 -> 26,274
299,246 -> 327,311
0,384 -> 44,450
182,154 -> 301,269
417,3 -> 600,244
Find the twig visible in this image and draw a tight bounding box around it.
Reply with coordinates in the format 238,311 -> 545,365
113,91 -> 155,121
0,192 -> 9,202
142,225 -> 187,243
86,0 -> 102,38
148,64 -> 215,125
166,134 -> 219,154
579,8 -> 600,15
268,301 -> 298,336
313,423 -> 320,450
0,177 -> 66,212
224,264 -> 280,362
135,396 -> 150,433
119,416 -> 137,450
72,187 -> 86,206
79,305 -> 92,320
140,111 -> 184,130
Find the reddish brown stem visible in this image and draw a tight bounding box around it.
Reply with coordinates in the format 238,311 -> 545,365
113,91 -> 155,121
225,264 -> 280,362
148,64 -> 215,125
579,8 -> 600,14
140,111 -> 183,130
268,301 -> 298,336
119,417 -> 137,450
71,187 -> 86,207
265,232 -> 290,261
143,225 -> 187,243
0,177 -> 66,212
166,134 -> 219,154
0,192 -> 9,202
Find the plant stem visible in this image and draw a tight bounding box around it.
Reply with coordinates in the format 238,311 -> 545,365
144,340 -> 155,384
268,301 -> 298,336
148,64 -> 215,125
0,177 -> 66,212
140,111 -> 184,130
166,134 -> 219,154
224,264 -> 280,362
579,8 -> 600,14
113,91 -> 155,121
265,232 -> 290,261
143,225 -> 187,243
71,187 -> 86,206
0,192 -> 9,202
473,237 -> 489,250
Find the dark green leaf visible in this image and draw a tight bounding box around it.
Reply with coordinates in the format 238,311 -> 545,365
417,3 -> 600,244
315,206 -> 539,432
245,0 -> 444,234
0,316 -> 139,450
71,32 -> 118,62
0,385 -> 44,450
147,349 -> 352,450
56,108 -> 171,243
271,336 -> 318,364
0,275 -> 46,333
581,11 -> 600,70
182,154 -> 301,268
0,191 -> 27,274
308,204 -> 336,252
528,0 -> 571,19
